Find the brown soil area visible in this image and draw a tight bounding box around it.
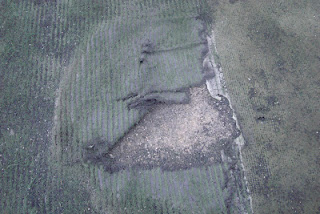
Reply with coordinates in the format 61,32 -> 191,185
104,85 -> 240,172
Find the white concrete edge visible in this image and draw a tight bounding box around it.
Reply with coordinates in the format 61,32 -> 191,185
205,30 -> 254,214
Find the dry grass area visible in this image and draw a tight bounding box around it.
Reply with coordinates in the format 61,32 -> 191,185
213,0 -> 320,213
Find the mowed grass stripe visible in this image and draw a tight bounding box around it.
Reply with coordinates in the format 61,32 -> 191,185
112,17 -> 121,142
208,166 -> 224,213
56,1 -> 63,67
99,168 -> 108,210
63,89 -> 70,162
106,172 -> 113,209
83,44 -> 89,144
93,28 -> 100,138
28,4 -> 37,95
205,167 -> 221,213
63,0 -> 71,62
72,59 -> 80,159
109,20 -> 117,142
178,169 -> 191,213
156,169 -> 168,214
103,22 -> 111,141
168,171 -> 182,212
164,171 -> 176,214
97,28 -> 104,138
91,33 -> 98,138
197,167 -> 209,213
87,36 -> 93,142
123,16 -> 134,136
65,0 -> 72,61
67,63 -> 74,161
217,164 -> 228,213
71,55 -> 79,158
117,25 -> 124,141
78,55 -> 86,158
101,24 -> 108,139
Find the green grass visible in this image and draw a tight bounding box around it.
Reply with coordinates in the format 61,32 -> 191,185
213,0 -> 320,213
0,0 -> 251,213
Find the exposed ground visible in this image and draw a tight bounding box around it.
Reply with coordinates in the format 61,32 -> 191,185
104,85 -> 239,172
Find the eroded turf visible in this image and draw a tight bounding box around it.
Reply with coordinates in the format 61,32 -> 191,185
88,86 -> 240,172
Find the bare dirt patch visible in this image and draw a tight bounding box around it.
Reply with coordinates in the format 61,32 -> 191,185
100,85 -> 240,172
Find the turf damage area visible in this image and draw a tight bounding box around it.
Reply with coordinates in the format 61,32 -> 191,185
91,86 -> 240,172
53,10 -> 214,162
0,0 -> 253,213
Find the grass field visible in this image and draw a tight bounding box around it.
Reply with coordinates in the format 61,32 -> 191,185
1,0 -> 319,213
1,0 -> 250,213
213,0 -> 320,213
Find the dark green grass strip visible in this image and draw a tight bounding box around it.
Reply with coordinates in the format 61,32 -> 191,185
217,164 -> 228,213
209,166 -> 225,213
